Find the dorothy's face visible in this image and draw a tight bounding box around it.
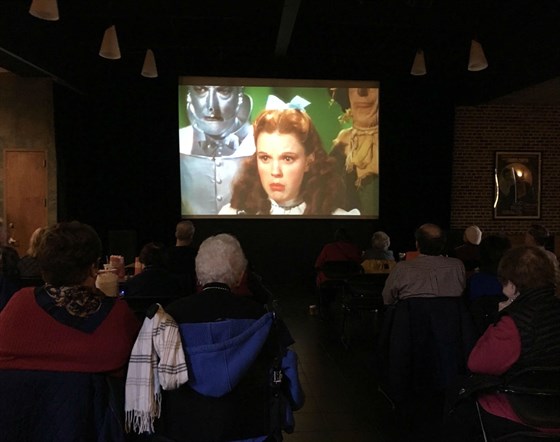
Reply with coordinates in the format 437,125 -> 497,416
256,131 -> 313,207
187,86 -> 242,137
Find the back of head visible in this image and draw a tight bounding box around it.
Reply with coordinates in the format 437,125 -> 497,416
176,220 -> 195,243
527,224 -> 550,247
195,233 -> 247,288
0,246 -> 20,279
497,245 -> 555,293
37,221 -> 101,287
334,228 -> 350,242
479,234 -> 512,274
415,223 -> 445,256
464,225 -> 482,246
139,242 -> 167,268
372,231 -> 390,251
28,227 -> 47,257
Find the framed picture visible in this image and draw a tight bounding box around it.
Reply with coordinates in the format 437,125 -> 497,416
494,151 -> 541,219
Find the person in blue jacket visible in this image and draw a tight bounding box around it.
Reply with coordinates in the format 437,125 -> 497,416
156,233 -> 304,442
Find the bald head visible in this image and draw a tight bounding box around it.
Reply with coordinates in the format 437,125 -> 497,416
415,223 -> 445,256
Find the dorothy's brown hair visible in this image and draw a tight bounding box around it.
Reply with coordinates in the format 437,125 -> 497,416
229,109 -> 345,215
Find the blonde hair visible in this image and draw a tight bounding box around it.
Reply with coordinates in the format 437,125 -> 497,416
28,227 -> 47,257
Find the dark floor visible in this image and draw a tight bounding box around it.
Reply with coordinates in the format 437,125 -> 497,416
270,280 -> 405,442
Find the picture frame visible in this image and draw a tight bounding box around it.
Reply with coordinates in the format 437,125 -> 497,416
494,151 -> 541,219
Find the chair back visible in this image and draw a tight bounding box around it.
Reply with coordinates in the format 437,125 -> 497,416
500,367 -> 560,429
361,259 -> 396,274
381,296 -> 477,403
320,260 -> 363,281
0,369 -> 125,441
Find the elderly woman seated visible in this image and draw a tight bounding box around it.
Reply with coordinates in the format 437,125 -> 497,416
361,231 -> 396,274
133,233 -> 304,441
0,221 -> 140,441
444,245 -> 560,441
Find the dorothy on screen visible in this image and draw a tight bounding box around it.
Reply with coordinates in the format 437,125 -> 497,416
219,96 -> 360,216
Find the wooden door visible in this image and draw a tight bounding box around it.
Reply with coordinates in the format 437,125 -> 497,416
4,150 -> 48,257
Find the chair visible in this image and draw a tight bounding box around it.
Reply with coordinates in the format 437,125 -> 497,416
476,367 -> 560,441
361,258 -> 396,274
0,369 -> 126,441
378,296 -> 477,440
317,260 -> 363,318
340,273 -> 387,347
381,296 -> 477,400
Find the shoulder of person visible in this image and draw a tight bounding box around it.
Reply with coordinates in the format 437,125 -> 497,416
218,204 -> 238,215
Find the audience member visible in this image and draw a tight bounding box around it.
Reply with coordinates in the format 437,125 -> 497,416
363,231 -> 394,260
0,246 -> 21,311
454,225 -> 482,276
17,226 -> 46,281
524,224 -> 559,271
466,234 -> 512,335
315,228 -> 362,286
361,231 -> 396,273
167,220 -> 198,295
382,223 -> 466,305
445,246 -> 560,441
151,233 -> 303,441
126,242 -> 183,299
0,221 -> 140,440
466,234 -> 512,302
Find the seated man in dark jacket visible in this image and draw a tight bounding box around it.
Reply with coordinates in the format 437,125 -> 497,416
156,233 -> 304,442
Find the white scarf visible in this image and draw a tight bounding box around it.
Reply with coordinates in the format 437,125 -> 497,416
125,305 -> 189,434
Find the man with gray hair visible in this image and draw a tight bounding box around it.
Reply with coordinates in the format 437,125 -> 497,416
382,223 -> 466,305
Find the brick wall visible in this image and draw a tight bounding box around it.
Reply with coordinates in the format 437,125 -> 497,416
451,105 -> 560,252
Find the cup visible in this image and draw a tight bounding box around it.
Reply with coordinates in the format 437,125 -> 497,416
96,268 -> 118,297
109,255 -> 125,279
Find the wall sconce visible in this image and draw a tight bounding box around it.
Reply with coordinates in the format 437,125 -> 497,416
468,39 -> 488,71
29,0 -> 59,21
410,49 -> 427,76
141,49 -> 158,78
99,25 -> 121,60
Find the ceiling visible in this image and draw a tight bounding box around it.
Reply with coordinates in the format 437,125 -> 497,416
1,0 -> 560,104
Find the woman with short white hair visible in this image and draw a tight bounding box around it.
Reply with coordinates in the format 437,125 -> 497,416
363,231 -> 394,261
195,233 -> 247,288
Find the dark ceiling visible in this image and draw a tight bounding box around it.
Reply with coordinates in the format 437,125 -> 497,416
1,0 -> 560,104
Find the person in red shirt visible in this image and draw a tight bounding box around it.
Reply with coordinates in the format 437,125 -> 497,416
314,228 -> 362,317
315,228 -> 362,286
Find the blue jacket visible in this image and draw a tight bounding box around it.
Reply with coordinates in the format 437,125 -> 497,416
157,312 -> 304,442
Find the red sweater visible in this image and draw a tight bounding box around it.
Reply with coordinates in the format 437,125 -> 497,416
315,241 -> 362,285
0,287 -> 140,374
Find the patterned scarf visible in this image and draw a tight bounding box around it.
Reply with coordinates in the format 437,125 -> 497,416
44,284 -> 104,317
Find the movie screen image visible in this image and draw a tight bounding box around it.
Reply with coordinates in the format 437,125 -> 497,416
179,77 -> 380,219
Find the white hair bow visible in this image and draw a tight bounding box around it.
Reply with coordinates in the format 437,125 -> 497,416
265,95 -> 311,111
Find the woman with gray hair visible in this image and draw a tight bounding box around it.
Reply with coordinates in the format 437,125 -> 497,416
195,233 -> 247,288
158,233 -> 303,441
363,231 -> 394,261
